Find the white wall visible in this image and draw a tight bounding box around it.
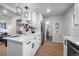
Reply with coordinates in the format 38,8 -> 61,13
0,14 -> 22,35
63,5 -> 74,36
63,4 -> 79,37
65,4 -> 79,36
7,16 -> 22,35
44,16 -> 64,43
70,4 -> 79,36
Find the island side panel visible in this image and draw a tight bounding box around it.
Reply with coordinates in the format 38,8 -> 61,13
7,40 -> 23,56
63,39 -> 67,56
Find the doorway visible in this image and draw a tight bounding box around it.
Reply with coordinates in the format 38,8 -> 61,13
45,21 -> 53,42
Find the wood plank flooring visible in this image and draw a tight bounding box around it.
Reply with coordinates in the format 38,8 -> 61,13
35,41 -> 63,56
0,43 -> 7,56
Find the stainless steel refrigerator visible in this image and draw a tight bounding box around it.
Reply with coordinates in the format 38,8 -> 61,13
41,21 -> 45,45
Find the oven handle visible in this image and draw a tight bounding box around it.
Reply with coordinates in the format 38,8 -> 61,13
68,43 -> 79,53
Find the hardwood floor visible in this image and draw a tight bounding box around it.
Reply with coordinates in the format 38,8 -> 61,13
0,43 -> 7,56
35,41 -> 63,56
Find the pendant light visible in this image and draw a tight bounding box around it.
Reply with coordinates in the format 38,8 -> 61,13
25,6 -> 29,17
16,3 -> 23,16
24,6 -> 31,21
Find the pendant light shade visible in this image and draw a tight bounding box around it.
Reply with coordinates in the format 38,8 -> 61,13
16,3 -> 23,16
24,6 -> 30,21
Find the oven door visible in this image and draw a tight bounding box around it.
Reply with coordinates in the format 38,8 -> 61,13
67,40 -> 79,56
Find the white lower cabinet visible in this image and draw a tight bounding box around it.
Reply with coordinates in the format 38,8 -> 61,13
36,39 -> 40,49
23,35 -> 41,56
7,34 -> 41,56
31,40 -> 36,56
31,36 -> 41,56
23,41 -> 32,56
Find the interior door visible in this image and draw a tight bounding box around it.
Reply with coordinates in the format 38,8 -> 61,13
46,21 -> 53,42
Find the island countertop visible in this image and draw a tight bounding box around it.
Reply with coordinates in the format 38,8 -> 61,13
3,32 -> 41,43
63,35 -> 79,46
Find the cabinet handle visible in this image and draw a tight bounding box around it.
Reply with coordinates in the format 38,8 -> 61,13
26,41 -> 31,44
64,40 -> 67,45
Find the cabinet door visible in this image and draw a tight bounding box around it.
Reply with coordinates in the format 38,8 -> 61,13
75,4 -> 79,25
31,35 -> 41,56
32,12 -> 38,27
23,41 -> 32,56
36,36 -> 41,47
31,37 -> 40,56
31,41 -> 36,55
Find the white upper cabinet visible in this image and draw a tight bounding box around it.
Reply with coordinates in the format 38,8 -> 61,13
31,12 -> 43,31
75,4 -> 79,27
31,12 -> 38,27
38,13 -> 43,25
32,12 -> 43,25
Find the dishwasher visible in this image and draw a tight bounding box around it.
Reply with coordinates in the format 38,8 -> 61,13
67,40 -> 79,56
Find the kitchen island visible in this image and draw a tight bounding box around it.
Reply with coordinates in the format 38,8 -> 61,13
3,33 -> 41,56
63,35 -> 79,56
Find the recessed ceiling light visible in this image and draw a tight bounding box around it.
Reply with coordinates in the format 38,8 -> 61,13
3,9 -> 7,14
46,9 -> 50,13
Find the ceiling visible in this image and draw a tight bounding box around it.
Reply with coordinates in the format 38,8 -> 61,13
26,3 -> 74,17
0,3 -> 74,18
0,5 -> 16,18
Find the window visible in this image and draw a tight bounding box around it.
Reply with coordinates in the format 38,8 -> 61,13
0,20 -> 6,29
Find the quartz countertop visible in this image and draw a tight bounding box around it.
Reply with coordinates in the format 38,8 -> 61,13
63,35 -> 79,46
3,32 -> 41,43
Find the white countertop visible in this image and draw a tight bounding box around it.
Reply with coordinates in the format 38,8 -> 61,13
63,35 -> 79,46
3,34 -> 26,43
3,32 -> 41,43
